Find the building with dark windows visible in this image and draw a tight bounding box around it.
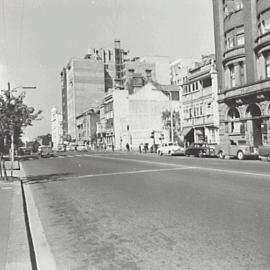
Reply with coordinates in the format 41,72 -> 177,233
62,58 -> 105,141
212,0 -> 270,147
180,55 -> 219,146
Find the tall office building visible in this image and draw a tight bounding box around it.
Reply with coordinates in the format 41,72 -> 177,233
212,0 -> 270,147
61,58 -> 105,140
84,40 -> 129,92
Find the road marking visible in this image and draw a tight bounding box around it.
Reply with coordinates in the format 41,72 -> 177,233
192,166 -> 270,178
86,155 -> 270,179
1,187 -> 12,190
85,154 -> 187,167
64,167 -> 195,180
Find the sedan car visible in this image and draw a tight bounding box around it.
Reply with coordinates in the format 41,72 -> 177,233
38,145 -> 54,157
185,143 -> 215,157
76,144 -> 88,152
157,142 -> 185,156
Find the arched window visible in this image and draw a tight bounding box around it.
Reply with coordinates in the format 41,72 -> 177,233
227,107 -> 240,120
246,104 -> 261,117
227,107 -> 240,133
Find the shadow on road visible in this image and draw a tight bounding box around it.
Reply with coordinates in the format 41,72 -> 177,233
22,172 -> 74,185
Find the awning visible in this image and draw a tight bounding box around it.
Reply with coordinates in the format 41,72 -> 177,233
180,127 -> 193,137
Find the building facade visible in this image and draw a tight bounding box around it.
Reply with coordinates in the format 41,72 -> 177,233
76,108 -> 99,145
180,55 -> 219,146
62,57 -> 105,141
51,107 -> 63,150
213,0 -> 270,147
96,79 -> 180,151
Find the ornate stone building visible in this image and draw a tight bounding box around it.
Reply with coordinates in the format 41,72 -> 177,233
213,0 -> 270,147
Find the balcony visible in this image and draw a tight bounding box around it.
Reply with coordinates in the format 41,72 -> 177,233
223,45 -> 245,65
257,0 -> 270,16
254,32 -> 270,54
224,9 -> 244,33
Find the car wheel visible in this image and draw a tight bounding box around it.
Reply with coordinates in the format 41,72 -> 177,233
237,151 -> 245,160
267,155 -> 270,162
218,151 -> 224,159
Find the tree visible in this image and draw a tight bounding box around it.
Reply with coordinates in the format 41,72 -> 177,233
0,90 -> 42,153
161,109 -> 183,144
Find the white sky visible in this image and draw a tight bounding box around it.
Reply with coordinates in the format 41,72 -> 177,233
0,0 -> 214,139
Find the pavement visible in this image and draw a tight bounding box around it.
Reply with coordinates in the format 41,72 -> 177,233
0,169 -> 31,270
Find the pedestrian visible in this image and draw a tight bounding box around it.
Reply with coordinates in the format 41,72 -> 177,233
139,144 -> 141,153
126,143 -> 130,152
112,144 -> 114,152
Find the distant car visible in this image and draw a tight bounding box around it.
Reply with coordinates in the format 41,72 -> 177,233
17,147 -> 32,156
38,145 -> 54,157
157,142 -> 185,156
56,144 -> 66,152
76,144 -> 88,152
185,143 -> 215,157
66,145 -> 76,151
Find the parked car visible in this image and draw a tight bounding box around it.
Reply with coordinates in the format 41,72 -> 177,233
185,143 -> 215,157
258,145 -> 270,161
157,142 -> 185,156
17,147 -> 32,156
66,144 -> 76,151
215,139 -> 258,160
76,144 -> 88,152
38,145 -> 54,157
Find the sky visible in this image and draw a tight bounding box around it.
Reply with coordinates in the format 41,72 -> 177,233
0,0 -> 215,140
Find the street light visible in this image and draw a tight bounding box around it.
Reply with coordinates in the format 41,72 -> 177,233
2,82 -> 36,178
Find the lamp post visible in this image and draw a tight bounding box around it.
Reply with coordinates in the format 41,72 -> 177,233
2,82 -> 36,178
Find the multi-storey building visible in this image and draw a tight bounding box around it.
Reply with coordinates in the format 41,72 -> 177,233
140,56 -> 170,85
213,0 -> 270,147
84,40 -> 130,92
180,55 -> 219,145
60,68 -> 68,136
51,107 -> 63,150
96,76 -> 180,151
76,108 -> 99,145
61,57 -> 105,141
170,58 -> 198,86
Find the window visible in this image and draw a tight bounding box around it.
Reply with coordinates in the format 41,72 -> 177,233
223,0 -> 243,18
202,77 -> 212,88
239,62 -> 246,84
258,10 -> 270,35
225,26 -> 245,49
266,51 -> 270,78
230,65 -> 236,87
236,33 -> 244,46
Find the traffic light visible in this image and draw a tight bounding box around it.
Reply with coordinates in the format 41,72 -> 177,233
150,131 -> 155,139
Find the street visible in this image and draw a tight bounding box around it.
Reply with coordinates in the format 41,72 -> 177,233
21,152 -> 270,270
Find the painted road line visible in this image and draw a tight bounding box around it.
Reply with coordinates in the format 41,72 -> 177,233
62,167 -> 195,180
192,166 -> 270,178
85,154 -> 189,167
88,155 -> 270,179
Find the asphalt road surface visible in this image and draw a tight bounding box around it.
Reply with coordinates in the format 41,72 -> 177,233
21,152 -> 270,270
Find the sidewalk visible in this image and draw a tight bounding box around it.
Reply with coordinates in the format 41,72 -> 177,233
0,169 -> 32,270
